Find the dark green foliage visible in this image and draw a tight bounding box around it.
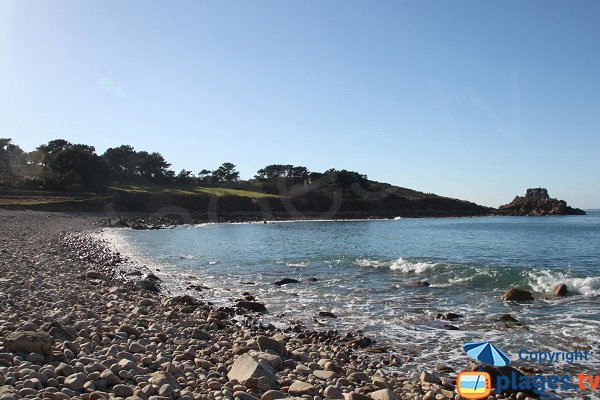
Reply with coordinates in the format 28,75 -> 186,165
212,162 -> 239,183
255,164 -> 309,181
102,145 -> 138,179
40,140 -> 110,190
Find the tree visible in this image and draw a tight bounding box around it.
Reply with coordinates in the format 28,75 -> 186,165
255,164 -> 309,181
176,169 -> 195,185
41,141 -> 109,190
212,162 -> 239,183
102,145 -> 138,179
136,151 -> 171,182
0,138 -> 13,175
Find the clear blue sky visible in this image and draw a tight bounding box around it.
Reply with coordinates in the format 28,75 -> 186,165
1,0 -> 599,208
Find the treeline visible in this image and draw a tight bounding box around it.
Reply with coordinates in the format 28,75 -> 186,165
0,138 -> 368,193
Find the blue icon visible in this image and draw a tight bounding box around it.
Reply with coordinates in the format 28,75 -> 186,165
464,341 -> 511,366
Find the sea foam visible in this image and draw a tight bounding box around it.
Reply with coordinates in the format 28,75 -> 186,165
529,270 -> 600,296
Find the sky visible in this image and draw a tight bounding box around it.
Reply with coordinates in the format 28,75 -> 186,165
1,0 -> 599,208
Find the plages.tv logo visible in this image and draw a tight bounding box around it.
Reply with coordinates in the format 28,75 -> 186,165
456,341 -> 598,398
456,341 -> 509,399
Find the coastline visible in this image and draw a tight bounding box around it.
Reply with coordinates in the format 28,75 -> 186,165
0,210 -> 551,400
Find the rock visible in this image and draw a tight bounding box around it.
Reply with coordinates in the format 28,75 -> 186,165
227,354 -> 276,387
552,283 -> 568,296
233,391 -> 260,400
274,278 -> 300,286
499,314 -> 519,323
257,335 -> 284,356
435,312 -> 462,321
313,370 -> 338,380
26,352 -> 45,365
324,385 -> 344,399
318,311 -> 337,318
502,288 -> 534,302
113,384 -> 134,398
420,371 -> 442,385
100,369 -> 121,385
3,331 -> 53,355
344,393 -> 371,400
368,389 -> 399,400
85,270 -> 103,279
288,380 -> 318,396
158,384 -> 173,397
135,279 -> 160,292
129,342 -> 146,353
348,372 -> 370,383
64,372 -> 85,391
498,188 -> 586,216
261,390 -> 287,400
236,301 -> 268,313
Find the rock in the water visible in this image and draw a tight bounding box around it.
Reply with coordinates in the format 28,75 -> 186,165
274,278 -> 300,286
502,288 -> 534,302
135,279 -> 160,292
318,311 -> 337,318
498,188 -> 586,216
368,389 -> 399,400
552,283 -> 568,296
499,314 -> 519,323
3,331 -> 53,355
236,301 -> 268,313
288,380 -> 318,396
227,353 -> 276,387
435,312 -> 462,321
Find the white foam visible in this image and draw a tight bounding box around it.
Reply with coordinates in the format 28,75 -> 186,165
529,270 -> 600,296
355,258 -> 388,268
390,257 -> 437,273
286,262 -> 309,267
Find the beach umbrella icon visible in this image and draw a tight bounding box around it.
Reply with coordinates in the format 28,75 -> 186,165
463,341 -> 511,366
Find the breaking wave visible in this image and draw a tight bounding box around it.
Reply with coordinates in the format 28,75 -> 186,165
528,270 -> 600,296
390,258 -> 438,273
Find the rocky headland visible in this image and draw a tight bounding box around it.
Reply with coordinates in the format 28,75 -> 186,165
497,188 -> 586,216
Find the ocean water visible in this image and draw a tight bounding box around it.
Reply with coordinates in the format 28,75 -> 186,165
103,211 -> 600,377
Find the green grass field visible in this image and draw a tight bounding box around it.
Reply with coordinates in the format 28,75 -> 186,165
109,183 -> 281,198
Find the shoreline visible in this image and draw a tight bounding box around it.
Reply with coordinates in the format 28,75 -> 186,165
0,210 -> 550,400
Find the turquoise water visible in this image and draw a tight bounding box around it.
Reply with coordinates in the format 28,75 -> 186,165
106,212 -> 600,376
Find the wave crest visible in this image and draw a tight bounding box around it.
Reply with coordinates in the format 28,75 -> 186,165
390,258 -> 437,273
529,270 -> 600,296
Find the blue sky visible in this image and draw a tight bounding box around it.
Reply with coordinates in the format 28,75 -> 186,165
1,0 -> 599,208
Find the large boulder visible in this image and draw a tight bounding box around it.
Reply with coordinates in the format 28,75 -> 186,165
552,283 -> 568,296
501,288 -> 533,302
4,331 -> 53,355
227,354 -> 276,388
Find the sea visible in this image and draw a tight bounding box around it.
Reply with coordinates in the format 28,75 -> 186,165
101,211 -> 600,378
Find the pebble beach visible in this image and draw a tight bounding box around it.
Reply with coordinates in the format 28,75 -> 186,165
0,211 -> 562,400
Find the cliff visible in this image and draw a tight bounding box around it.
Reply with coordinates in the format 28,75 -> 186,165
497,188 -> 586,216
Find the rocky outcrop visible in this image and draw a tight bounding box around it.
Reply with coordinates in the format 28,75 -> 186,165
498,188 -> 586,216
